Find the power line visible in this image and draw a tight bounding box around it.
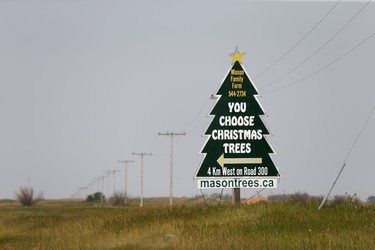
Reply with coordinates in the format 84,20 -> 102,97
319,104 -> 375,210
254,0 -> 342,79
342,106 -> 375,165
244,188 -> 266,203
145,134 -> 159,152
183,97 -> 212,132
262,31 -> 375,94
144,133 -> 167,156
262,0 -> 371,90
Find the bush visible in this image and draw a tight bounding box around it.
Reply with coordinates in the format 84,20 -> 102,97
331,195 -> 346,206
268,192 -> 323,204
290,192 -> 310,204
268,194 -> 289,201
86,192 -> 105,203
344,192 -> 361,208
367,196 -> 375,203
210,193 -> 231,201
15,186 -> 43,206
330,193 -> 362,208
109,192 -> 126,206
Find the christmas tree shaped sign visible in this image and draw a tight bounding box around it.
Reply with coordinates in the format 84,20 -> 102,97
196,47 -> 280,189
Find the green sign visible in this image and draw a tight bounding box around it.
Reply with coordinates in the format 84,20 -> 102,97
195,47 -> 280,189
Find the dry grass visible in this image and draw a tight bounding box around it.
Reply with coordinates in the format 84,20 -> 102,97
0,198 -> 375,249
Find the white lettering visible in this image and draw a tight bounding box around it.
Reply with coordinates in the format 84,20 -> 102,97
228,102 -> 246,113
223,143 -> 251,153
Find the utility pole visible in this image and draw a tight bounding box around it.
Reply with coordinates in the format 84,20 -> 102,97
104,171 -> 111,198
86,183 -> 90,196
108,170 -> 121,195
90,181 -> 95,195
96,177 -> 101,193
119,160 -> 134,204
158,132 -> 186,207
132,152 -> 152,208
100,175 -> 105,203
93,180 -> 97,194
79,187 -> 87,200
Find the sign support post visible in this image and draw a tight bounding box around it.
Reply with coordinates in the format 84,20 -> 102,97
232,188 -> 241,205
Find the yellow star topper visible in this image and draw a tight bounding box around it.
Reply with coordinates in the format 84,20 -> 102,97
228,46 -> 246,65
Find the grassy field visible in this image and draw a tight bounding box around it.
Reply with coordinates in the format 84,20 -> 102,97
1,198 -> 375,249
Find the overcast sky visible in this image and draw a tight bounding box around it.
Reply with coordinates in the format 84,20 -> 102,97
1,0 -> 374,200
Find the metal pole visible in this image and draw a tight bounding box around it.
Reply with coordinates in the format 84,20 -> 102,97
132,152 -> 152,208
158,132 -> 185,207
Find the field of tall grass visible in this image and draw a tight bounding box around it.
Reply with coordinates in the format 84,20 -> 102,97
1,198 -> 375,249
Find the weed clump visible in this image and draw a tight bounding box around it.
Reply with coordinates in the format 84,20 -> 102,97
330,193 -> 362,208
109,192 -> 126,206
15,186 -> 43,206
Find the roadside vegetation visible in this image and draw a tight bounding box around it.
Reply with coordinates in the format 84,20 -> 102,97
0,194 -> 374,249
14,186 -> 43,206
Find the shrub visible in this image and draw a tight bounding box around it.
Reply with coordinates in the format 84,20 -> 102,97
330,193 -> 361,208
331,195 -> 346,206
290,192 -> 310,204
210,193 -> 231,201
267,194 -> 289,201
268,192 -> 323,204
367,196 -> 375,203
345,192 -> 361,208
109,192 -> 126,206
290,192 -> 324,204
15,186 -> 43,206
86,192 -> 105,203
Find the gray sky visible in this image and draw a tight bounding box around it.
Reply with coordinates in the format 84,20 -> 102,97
0,0 -> 374,200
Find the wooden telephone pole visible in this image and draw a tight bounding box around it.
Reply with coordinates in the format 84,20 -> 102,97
158,132 -> 186,207
118,160 -> 134,204
132,152 -> 152,207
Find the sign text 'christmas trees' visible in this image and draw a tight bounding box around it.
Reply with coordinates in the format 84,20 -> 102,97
196,47 -> 280,189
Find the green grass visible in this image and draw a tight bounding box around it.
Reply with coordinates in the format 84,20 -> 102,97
1,199 -> 375,249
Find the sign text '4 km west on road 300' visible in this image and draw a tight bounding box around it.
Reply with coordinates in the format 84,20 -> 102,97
195,47 -> 280,189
